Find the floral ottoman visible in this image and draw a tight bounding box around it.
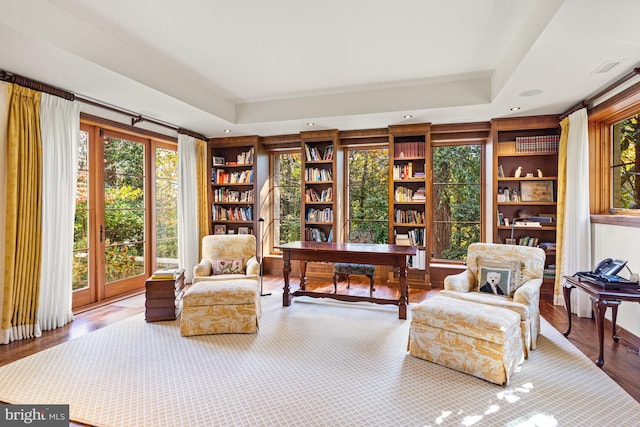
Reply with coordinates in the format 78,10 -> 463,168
180,279 -> 260,336
407,295 -> 523,385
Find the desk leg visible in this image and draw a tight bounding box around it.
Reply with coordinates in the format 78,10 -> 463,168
611,301 -> 621,342
562,282 -> 574,337
282,253 -> 291,307
594,297 -> 607,368
398,261 -> 408,320
300,261 -> 307,290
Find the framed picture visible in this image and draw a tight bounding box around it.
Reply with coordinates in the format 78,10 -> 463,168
214,224 -> 226,235
238,227 -> 249,235
213,156 -> 225,166
520,180 -> 554,202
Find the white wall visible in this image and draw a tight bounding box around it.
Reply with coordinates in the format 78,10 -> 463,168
591,223 -> 640,337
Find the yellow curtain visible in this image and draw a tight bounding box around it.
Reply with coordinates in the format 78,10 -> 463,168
1,85 -> 43,344
553,117 -> 569,305
195,138 -> 209,254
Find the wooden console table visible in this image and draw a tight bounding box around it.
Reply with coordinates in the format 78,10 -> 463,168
563,275 -> 640,367
276,241 -> 417,319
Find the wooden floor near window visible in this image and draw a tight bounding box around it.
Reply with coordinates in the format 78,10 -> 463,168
1,275 -> 638,426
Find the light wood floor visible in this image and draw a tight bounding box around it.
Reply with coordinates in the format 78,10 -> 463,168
2,274 -> 639,412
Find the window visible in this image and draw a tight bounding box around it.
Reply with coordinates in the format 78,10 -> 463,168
73,120 -> 177,308
155,145 -> 179,267
346,148 -> 389,243
432,144 -> 482,261
272,151 -> 302,249
611,114 -> 640,211
589,82 -> 640,225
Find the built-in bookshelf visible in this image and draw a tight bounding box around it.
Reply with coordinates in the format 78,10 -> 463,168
300,129 -> 340,242
388,124 -> 431,284
492,116 -> 560,299
208,135 -> 265,236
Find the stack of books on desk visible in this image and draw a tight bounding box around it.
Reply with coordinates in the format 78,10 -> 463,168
151,268 -> 183,279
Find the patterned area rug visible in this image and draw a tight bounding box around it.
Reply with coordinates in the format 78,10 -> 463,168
0,293 -> 638,426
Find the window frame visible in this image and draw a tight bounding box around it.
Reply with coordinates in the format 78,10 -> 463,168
344,144 -> 390,243
588,81 -> 640,227
269,148 -> 302,254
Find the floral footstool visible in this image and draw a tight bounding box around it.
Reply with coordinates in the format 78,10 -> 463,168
407,294 -> 523,385
180,279 -> 260,336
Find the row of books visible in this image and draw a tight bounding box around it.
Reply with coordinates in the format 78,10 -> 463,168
394,209 -> 425,225
235,147 -> 254,165
305,144 -> 333,161
392,163 -> 426,180
515,135 -> 559,153
305,227 -> 333,242
213,206 -> 253,221
394,141 -> 425,158
305,167 -> 333,182
394,229 -> 425,246
395,186 -> 425,202
407,249 -> 427,269
306,207 -> 333,223
305,187 -> 332,202
213,168 -> 254,184
213,188 -> 254,203
516,236 -> 540,247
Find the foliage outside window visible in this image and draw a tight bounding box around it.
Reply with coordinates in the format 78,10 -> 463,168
432,144 -> 481,261
155,147 -> 179,267
273,152 -> 301,248
611,114 -> 640,210
103,136 -> 146,282
73,130 -> 89,291
347,148 -> 389,243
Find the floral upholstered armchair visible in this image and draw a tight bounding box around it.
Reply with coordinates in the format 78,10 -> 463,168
440,242 -> 546,357
193,234 -> 260,283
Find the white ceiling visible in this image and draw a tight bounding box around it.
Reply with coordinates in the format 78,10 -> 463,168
1,0 -> 639,138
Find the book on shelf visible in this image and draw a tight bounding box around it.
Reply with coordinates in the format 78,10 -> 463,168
395,233 -> 411,246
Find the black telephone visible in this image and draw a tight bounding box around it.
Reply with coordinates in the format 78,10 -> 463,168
592,258 -> 627,276
576,258 -> 638,287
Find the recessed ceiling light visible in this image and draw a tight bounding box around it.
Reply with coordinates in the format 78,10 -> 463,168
223,129 -> 231,133
403,114 -> 413,119
306,122 -> 315,126
510,107 -> 521,111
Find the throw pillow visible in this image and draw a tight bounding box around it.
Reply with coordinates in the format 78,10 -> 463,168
212,258 -> 244,275
476,257 -> 523,297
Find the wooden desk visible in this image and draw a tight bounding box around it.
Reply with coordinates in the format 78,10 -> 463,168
277,241 -> 417,319
563,275 -> 640,367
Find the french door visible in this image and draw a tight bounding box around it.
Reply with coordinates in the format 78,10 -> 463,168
73,122 -> 177,308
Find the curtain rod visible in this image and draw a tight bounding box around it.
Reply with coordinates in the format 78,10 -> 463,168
560,66 -> 640,120
0,70 -> 208,141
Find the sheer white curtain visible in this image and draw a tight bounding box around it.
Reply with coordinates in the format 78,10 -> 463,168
558,108 -> 592,317
38,94 -> 80,330
178,134 -> 200,283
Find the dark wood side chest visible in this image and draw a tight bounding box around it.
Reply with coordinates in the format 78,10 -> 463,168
145,270 -> 185,322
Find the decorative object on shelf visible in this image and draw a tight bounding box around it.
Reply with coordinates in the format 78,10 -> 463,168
514,166 -> 523,178
498,164 -> 505,178
214,224 -> 226,235
511,189 -> 519,202
213,156 -> 225,165
525,173 -> 534,177
520,180 -> 554,202
537,168 -> 544,177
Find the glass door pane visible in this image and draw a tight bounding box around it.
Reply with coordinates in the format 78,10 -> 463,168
103,136 -> 146,283
155,147 -> 178,268
73,130 -> 90,292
